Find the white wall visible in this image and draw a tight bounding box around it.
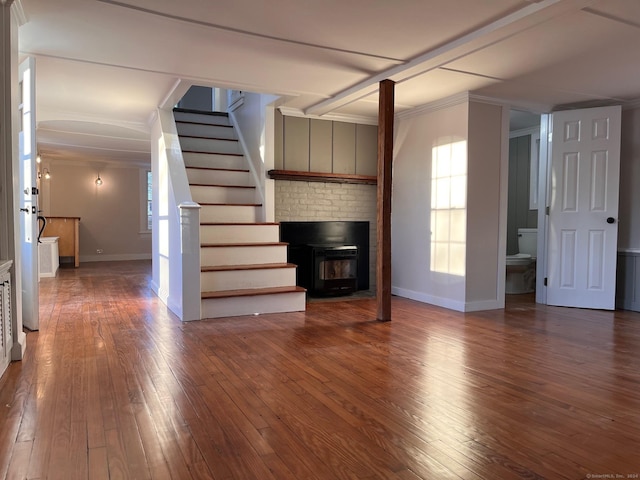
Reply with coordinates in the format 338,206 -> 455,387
41,161 -> 151,262
150,109 -> 201,321
391,97 -> 506,312
228,91 -> 280,222
619,106 -> 640,249
392,101 -> 469,310
466,101 -> 506,309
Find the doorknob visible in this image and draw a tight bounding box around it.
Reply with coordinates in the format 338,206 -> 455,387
19,208 -> 29,213
607,217 -> 616,224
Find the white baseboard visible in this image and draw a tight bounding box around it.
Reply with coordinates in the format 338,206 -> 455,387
392,286 -> 466,312
79,253 -> 152,263
392,286 -> 505,312
167,297 -> 183,320
464,298 -> 504,312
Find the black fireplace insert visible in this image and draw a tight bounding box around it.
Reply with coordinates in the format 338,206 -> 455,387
280,221 -> 369,296
310,244 -> 358,296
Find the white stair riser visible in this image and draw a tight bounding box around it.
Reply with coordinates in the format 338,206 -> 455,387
201,245 -> 287,266
177,123 -> 236,140
174,112 -> 230,126
190,185 -> 256,204
187,168 -> 251,186
180,137 -> 241,155
184,152 -> 246,170
200,224 -> 280,244
200,205 -> 261,223
201,268 -> 297,292
201,291 -> 306,319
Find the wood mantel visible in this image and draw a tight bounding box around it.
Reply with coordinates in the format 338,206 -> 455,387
268,169 -> 377,185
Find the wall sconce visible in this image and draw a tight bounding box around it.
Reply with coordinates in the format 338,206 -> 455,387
95,174 -> 103,186
36,154 -> 41,164
38,168 -> 51,180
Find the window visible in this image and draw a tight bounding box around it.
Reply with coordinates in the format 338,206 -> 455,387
147,170 -> 152,230
430,140 -> 467,276
139,169 -> 152,233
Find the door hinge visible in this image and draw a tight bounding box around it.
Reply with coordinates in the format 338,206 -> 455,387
32,187 -> 39,195
546,206 -> 550,215
544,277 -> 548,286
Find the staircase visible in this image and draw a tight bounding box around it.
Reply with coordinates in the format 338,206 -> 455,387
174,108 -> 306,319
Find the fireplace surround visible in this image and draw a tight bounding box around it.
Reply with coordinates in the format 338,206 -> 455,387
280,221 -> 369,296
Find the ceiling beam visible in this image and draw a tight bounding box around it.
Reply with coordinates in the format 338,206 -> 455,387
305,0 -> 596,116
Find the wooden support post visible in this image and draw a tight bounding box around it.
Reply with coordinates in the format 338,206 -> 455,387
376,79 -> 394,322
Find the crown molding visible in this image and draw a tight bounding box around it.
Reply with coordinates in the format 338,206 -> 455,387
468,93 -> 552,114
11,0 -> 27,26
396,92 -> 471,120
42,155 -> 150,169
278,106 -> 377,125
395,91 -> 554,122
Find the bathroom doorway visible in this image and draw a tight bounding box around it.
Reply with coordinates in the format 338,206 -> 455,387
506,110 -> 541,302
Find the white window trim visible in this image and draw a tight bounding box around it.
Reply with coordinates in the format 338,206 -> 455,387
139,168 -> 151,234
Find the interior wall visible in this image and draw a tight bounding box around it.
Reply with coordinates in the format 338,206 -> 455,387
177,85 -> 213,111
42,162 -> 151,262
274,111 -> 378,175
466,101 -> 505,307
619,106 -> 640,249
229,91 -> 280,218
391,101 -> 469,310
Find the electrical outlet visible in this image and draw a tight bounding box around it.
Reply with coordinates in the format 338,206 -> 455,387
96,249 -> 103,254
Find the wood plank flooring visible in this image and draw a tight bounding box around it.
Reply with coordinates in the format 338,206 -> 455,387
1,260 -> 639,479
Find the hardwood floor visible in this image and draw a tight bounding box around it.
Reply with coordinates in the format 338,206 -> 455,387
1,261 -> 639,479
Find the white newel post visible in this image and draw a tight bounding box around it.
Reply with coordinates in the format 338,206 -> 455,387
179,202 -> 201,321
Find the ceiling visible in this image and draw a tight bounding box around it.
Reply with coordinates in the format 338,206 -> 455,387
16,0 -> 640,166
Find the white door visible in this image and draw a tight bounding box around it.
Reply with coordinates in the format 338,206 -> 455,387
546,105 -> 621,309
18,57 -> 39,331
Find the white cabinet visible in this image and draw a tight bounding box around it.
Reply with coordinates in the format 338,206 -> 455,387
0,261 -> 13,377
38,236 -> 59,278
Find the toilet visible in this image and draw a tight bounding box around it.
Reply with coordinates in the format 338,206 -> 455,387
506,228 -> 537,294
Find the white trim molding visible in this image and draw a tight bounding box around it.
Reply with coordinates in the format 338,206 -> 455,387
278,106 -> 378,125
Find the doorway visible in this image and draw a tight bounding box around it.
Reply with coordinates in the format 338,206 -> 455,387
506,110 -> 541,302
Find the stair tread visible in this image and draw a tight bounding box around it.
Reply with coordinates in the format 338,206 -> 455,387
202,263 -> 297,272
182,150 -> 243,156
202,285 -> 306,299
176,120 -> 233,128
173,108 -> 229,117
201,242 -> 287,248
180,134 -> 238,142
190,183 -> 255,189
186,166 -> 249,172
